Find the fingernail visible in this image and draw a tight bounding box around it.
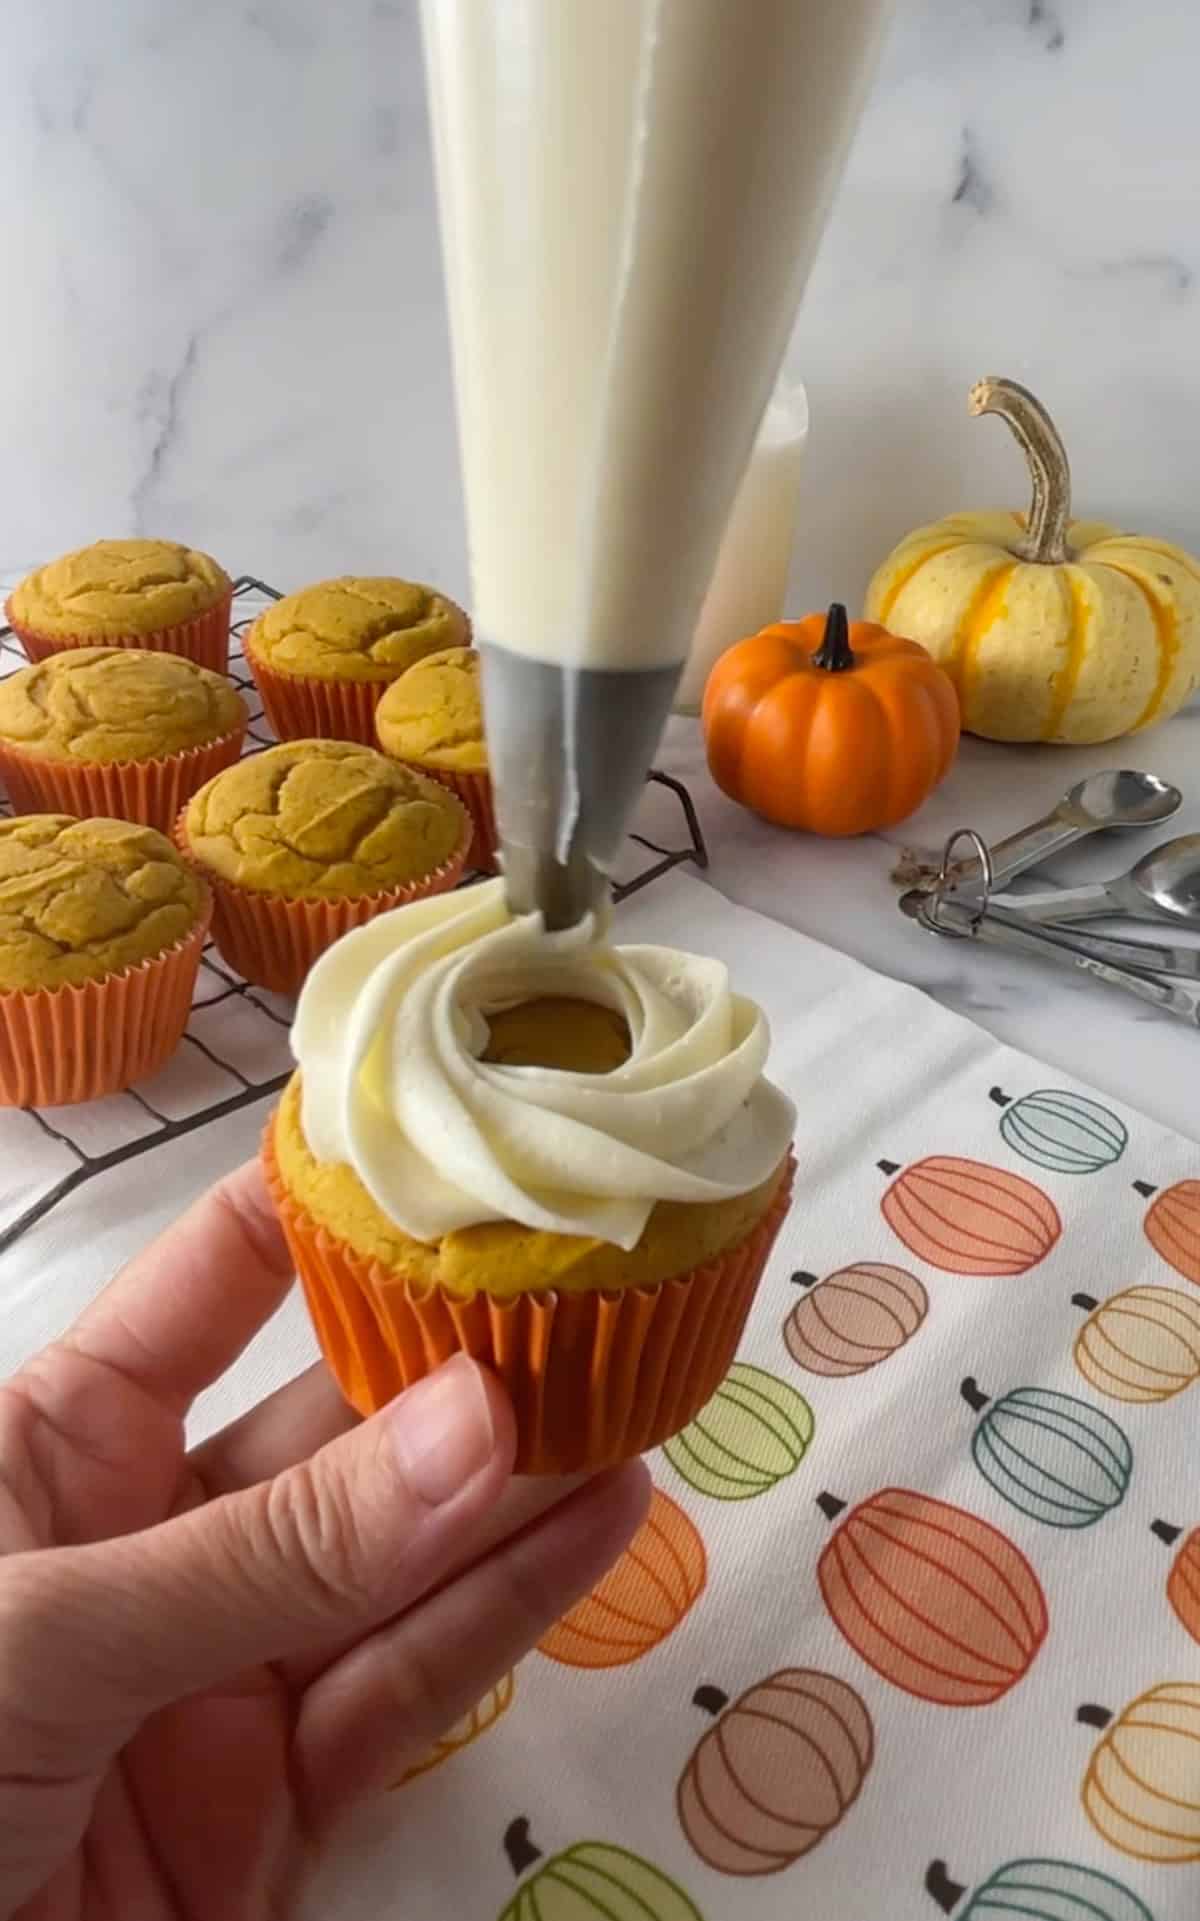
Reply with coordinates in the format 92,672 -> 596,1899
388,1356 -> 495,1506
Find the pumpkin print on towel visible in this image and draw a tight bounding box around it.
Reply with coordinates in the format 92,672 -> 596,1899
923,1854 -> 1154,1920
961,1378 -> 1132,1528
498,1826 -> 702,1921
396,1673 -> 514,1786
784,1262 -> 928,1377
991,1085 -> 1128,1175
1081,1683 -> 1200,1863
878,1155 -> 1061,1275
816,1487 -> 1048,1705
1163,1527 -> 1200,1646
538,1488 -> 705,1669
677,1669 -> 873,1876
1073,1286 -> 1200,1404
1141,1179 -> 1200,1287
663,1363 -> 813,1502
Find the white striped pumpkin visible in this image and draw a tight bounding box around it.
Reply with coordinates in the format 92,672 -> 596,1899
865,378 -> 1200,744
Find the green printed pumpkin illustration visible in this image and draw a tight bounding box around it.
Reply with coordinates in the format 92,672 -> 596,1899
962,1379 -> 1132,1528
925,1854 -> 1153,1919
499,1823 -> 702,1921
663,1362 -> 813,1501
991,1085 -> 1128,1175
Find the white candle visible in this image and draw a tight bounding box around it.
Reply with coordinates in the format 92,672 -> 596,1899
673,380 -> 808,713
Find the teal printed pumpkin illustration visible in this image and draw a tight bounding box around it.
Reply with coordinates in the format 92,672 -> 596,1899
963,1380 -> 1133,1528
925,1854 -> 1153,1919
992,1085 -> 1128,1175
500,1825 -> 702,1921
663,1363 -> 813,1501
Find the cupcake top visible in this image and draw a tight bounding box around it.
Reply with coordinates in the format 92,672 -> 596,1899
290,877 -> 796,1253
0,648 -> 247,764
182,739 -> 468,900
248,577 -> 471,685
9,539 -> 231,640
375,646 -> 487,773
0,814 -> 206,992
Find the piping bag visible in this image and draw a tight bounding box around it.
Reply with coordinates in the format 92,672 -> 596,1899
420,0 -> 892,928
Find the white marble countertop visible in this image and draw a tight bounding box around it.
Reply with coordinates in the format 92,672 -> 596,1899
653,708 -> 1199,1143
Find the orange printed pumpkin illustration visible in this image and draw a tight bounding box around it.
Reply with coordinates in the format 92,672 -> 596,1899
677,1669 -> 874,1875
878,1156 -> 1061,1276
538,1488 -> 706,1670
1073,1285 -> 1200,1403
1081,1683 -> 1200,1862
396,1673 -> 514,1785
784,1263 -> 928,1377
1160,1525 -> 1200,1647
1141,1178 -> 1200,1286
817,1487 -> 1048,1706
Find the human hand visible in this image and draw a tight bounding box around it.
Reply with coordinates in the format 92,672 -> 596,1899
0,1161 -> 650,1920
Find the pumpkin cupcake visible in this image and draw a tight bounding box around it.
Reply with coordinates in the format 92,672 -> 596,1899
265,879 -> 797,1473
0,647 -> 247,833
176,738 -> 470,995
7,538 -> 233,673
375,646 -> 495,872
0,814 -> 210,1107
244,576 -> 470,747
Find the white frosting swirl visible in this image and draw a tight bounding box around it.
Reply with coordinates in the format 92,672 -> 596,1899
292,878 -> 795,1250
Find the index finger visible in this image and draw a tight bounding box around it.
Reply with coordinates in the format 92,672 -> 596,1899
61,1156 -> 295,1418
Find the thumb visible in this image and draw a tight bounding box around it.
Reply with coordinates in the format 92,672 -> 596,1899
9,1357 -> 512,1740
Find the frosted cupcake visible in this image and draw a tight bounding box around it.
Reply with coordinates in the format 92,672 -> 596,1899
375,646 -> 495,871
244,576 -> 471,746
7,538 -> 234,673
265,879 -> 796,1472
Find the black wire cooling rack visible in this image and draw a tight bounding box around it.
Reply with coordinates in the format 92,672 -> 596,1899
0,574 -> 707,1255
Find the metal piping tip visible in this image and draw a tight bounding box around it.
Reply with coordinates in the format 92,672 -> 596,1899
479,643 -> 680,931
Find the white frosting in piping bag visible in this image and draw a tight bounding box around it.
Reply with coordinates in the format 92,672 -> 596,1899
292,879 -> 795,1250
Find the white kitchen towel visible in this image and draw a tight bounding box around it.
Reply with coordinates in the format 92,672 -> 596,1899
2,869 -> 1199,1921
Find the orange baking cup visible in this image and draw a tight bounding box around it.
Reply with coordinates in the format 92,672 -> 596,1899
244,636 -> 386,746
0,898 -> 211,1107
0,721 -> 248,836
398,763 -> 497,873
174,801 -> 472,997
6,591 -> 234,676
264,1123 -> 796,1475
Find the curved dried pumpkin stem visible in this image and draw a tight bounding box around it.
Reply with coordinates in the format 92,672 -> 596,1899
968,376 -> 1072,565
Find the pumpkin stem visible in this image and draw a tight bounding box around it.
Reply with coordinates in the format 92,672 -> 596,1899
968,376 -> 1072,565
790,1270 -> 819,1288
877,1159 -> 901,1177
816,1492 -> 847,1522
1152,1519 -> 1183,1547
1076,1704 -> 1114,1730
960,1376 -> 991,1413
1071,1292 -> 1100,1312
1133,1179 -> 1158,1198
503,1818 -> 543,1879
692,1685 -> 729,1717
811,603 -> 855,673
925,1860 -> 966,1914
988,1086 -> 1011,1108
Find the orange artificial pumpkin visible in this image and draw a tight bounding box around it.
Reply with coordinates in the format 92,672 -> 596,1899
702,602 -> 959,836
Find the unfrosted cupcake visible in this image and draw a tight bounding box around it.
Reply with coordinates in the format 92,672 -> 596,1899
176,738 -> 471,994
0,647 -> 247,832
265,879 -> 796,1472
244,576 -> 471,746
375,646 -> 495,872
0,814 -> 210,1106
7,538 -> 233,673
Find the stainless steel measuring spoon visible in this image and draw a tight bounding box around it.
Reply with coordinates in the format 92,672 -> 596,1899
937,769 -> 1182,896
993,832 -> 1200,928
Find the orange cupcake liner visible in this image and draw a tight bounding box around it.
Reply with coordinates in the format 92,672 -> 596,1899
174,802 -> 471,997
400,763 -> 497,873
244,641 -> 385,746
6,592 -> 234,676
0,722 -> 248,835
0,900 -> 211,1108
264,1123 -> 796,1474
